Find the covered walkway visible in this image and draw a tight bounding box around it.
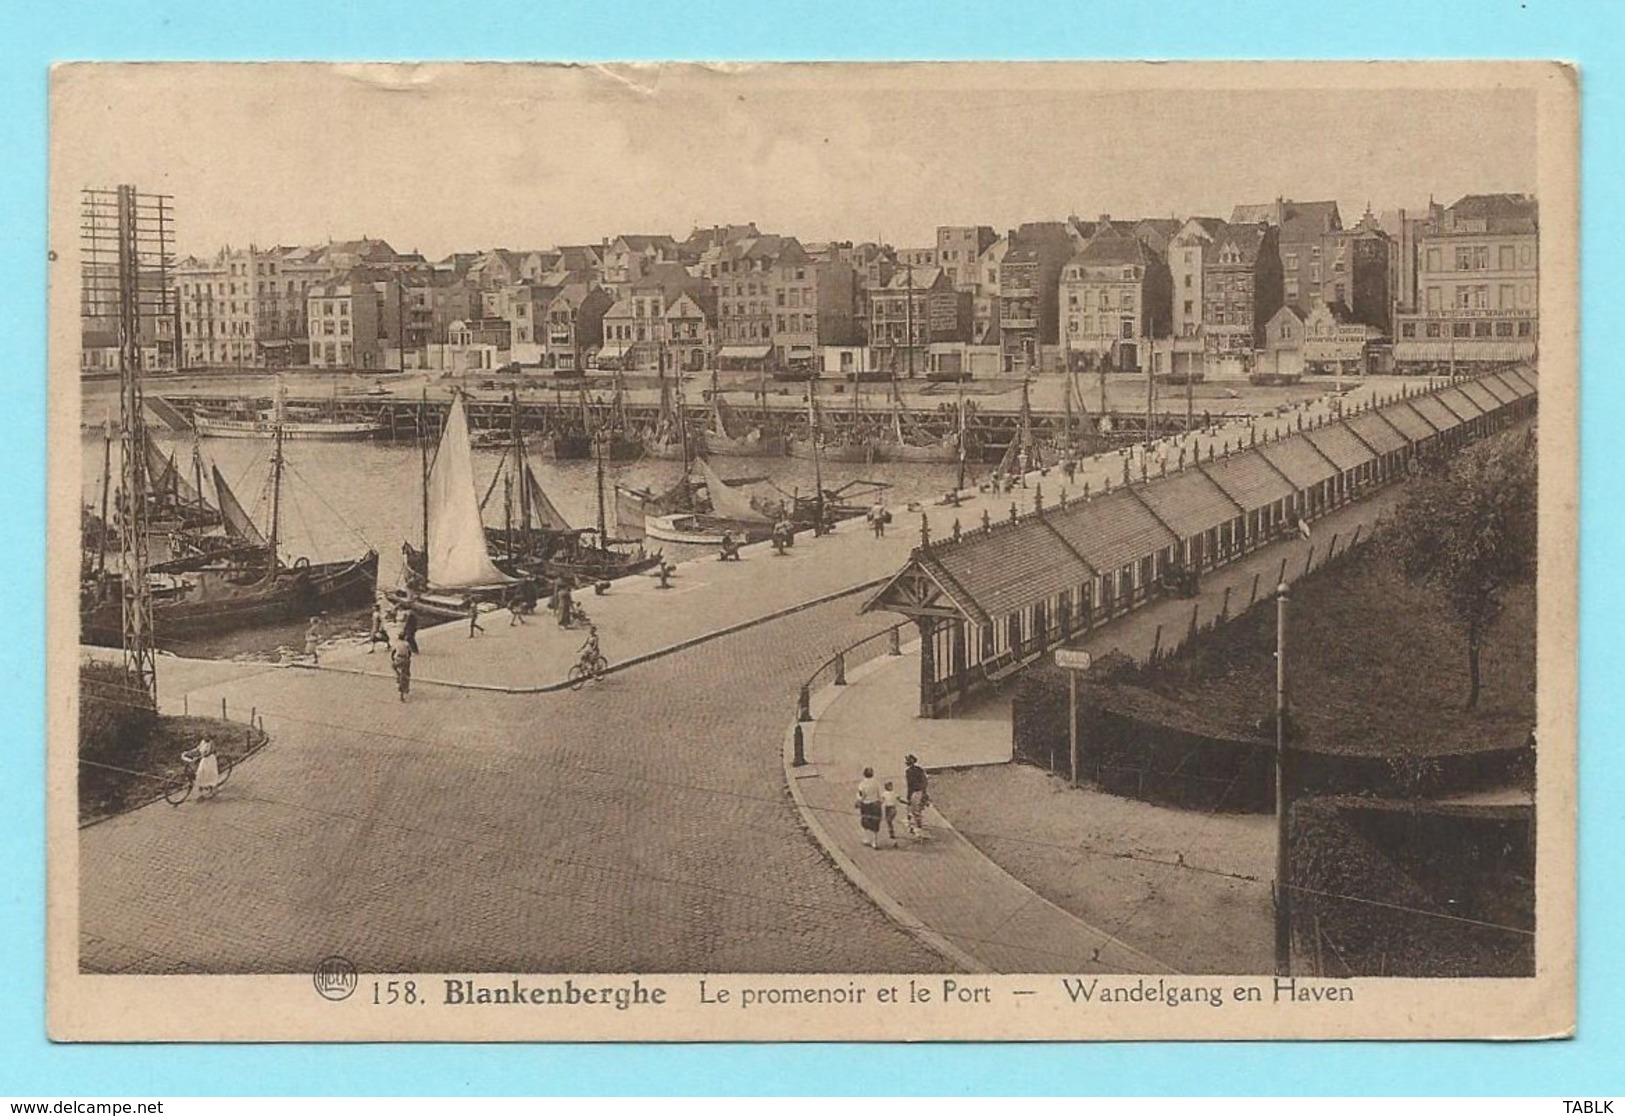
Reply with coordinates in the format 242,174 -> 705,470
863,367 -> 1538,716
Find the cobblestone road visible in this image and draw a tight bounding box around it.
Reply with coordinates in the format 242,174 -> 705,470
79,596 -> 945,975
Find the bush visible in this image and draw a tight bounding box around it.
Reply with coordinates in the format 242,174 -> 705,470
79,662 -> 157,813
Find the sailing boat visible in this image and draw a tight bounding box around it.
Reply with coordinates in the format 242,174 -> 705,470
875,379 -> 963,464
643,343 -> 701,460
701,370 -> 786,457
616,376 -> 779,546
542,426 -> 663,581
601,371 -> 646,462
994,375 -> 1053,478
397,392 -> 519,619
81,383 -> 378,648
481,393 -> 660,583
787,379 -> 876,463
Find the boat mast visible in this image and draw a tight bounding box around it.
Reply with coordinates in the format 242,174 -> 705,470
266,378 -> 286,576
594,424 -> 609,547
511,389 -> 530,533
955,374 -> 967,494
419,387 -> 430,555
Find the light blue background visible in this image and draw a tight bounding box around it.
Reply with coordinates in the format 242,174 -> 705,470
3,0 -> 1615,1096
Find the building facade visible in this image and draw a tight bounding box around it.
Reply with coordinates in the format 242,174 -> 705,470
1392,194 -> 1538,370
1060,224 -> 1154,371
1202,223 -> 1283,374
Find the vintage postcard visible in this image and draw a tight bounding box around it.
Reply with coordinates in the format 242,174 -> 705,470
46,61 -> 1577,1041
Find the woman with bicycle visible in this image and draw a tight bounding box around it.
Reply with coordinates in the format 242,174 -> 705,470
184,736 -> 222,800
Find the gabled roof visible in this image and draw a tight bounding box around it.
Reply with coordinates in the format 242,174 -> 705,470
1278,200 -> 1342,243
1073,224 -> 1149,268
614,234 -> 679,253
880,266 -> 949,291
1447,193 -> 1538,233
1210,222 -> 1269,267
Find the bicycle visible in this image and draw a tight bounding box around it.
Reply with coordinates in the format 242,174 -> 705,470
567,648 -> 610,690
163,749 -> 234,806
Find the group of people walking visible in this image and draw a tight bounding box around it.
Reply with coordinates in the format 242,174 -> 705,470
366,599 -> 422,701
854,754 -> 929,849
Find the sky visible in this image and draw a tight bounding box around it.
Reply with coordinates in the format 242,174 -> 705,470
50,63 -> 1542,259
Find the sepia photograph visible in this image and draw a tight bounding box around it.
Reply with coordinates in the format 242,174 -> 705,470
45,60 -> 1577,1042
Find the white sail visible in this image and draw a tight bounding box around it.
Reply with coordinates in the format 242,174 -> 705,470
426,394 -> 513,589
695,456 -> 771,523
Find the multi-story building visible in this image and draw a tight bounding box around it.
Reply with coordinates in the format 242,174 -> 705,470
1392,193 -> 1538,370
1059,224 -> 1155,371
867,266 -> 970,377
771,257 -> 860,373
306,273 -> 384,370
996,222 -> 1074,373
539,285 -> 614,374
1168,217 -> 1228,339
935,225 -> 998,290
711,234 -> 806,363
603,234 -> 681,296
1202,222 -> 1283,375
663,292 -> 716,373
970,236 -> 1009,346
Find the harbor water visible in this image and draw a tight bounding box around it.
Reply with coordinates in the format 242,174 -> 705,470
80,428 -> 961,660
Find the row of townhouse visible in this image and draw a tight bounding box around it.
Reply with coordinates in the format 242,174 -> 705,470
139,192 -> 1535,378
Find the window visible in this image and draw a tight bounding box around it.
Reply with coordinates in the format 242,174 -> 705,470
1183,300 -> 1193,316
1456,246 -> 1489,270
1426,248 -> 1442,273
1474,321 -> 1492,338
1426,322 -> 1442,338
1184,273 -> 1192,288
1284,253 -> 1298,270
1334,284 -> 1345,303
776,291 -> 786,307
1495,320 -> 1514,337
1425,287 -> 1441,311
1122,291 -> 1135,310
1453,322 -> 1472,338
1518,321 -> 1533,337
1122,267 -> 1135,280
1401,322 -> 1416,338
1121,319 -> 1134,339
1068,318 -> 1079,335
1285,280 -> 1299,300
1500,245 -> 1516,270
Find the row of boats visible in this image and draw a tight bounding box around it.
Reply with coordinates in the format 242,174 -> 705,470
80,378 -> 891,647
182,368 -> 995,466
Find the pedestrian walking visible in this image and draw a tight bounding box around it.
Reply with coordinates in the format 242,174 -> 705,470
904,754 -> 929,838
304,615 -> 322,665
881,781 -> 900,846
556,579 -> 575,627
869,499 -> 888,538
400,604 -> 421,655
855,767 -> 882,849
184,736 -> 222,801
367,601 -> 389,653
391,642 -> 413,702
466,595 -> 484,638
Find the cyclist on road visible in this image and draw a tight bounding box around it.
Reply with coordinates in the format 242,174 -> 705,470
578,623 -> 601,667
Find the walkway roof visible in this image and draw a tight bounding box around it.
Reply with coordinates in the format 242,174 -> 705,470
1346,410 -> 1409,456
1197,450 -> 1296,511
1045,487 -> 1179,573
1258,436 -> 1339,488
1131,467 -> 1239,539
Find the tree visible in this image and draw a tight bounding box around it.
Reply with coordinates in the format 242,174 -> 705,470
1389,431 -> 1537,710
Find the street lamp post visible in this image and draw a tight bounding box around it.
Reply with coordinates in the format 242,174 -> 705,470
1274,581 -> 1292,976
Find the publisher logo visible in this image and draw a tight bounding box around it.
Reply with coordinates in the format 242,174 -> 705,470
313,955 -> 358,1001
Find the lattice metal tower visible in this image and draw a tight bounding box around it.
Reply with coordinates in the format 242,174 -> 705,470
81,185 -> 175,696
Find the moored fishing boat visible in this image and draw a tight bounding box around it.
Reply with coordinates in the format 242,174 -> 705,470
81,383 -> 378,648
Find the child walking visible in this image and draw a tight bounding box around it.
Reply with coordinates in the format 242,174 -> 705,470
880,781 -> 900,846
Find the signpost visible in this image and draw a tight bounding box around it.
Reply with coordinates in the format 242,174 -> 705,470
1053,649 -> 1093,786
